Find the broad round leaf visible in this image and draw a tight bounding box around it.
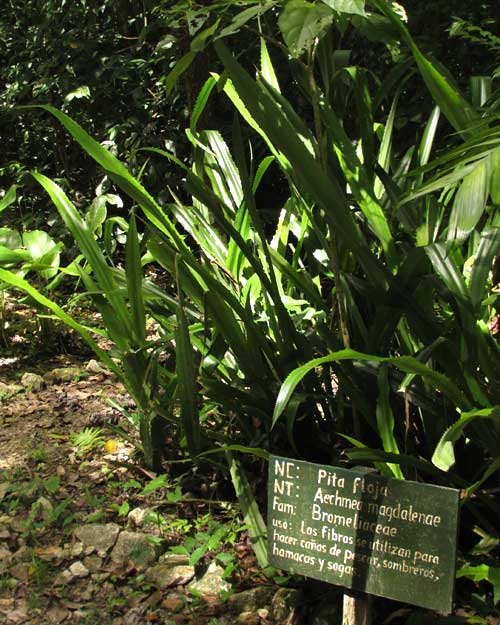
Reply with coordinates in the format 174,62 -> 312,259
0,227 -> 22,250
321,0 -> 366,16
278,0 -> 333,58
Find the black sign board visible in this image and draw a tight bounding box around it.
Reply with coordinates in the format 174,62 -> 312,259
268,455 -> 460,612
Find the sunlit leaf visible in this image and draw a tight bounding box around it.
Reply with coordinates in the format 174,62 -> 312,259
0,185 -> 18,214
278,0 -> 333,58
344,447 -> 448,480
320,0 -> 365,16
260,39 -> 280,93
0,247 -> 28,265
489,144 -> 500,204
23,230 -> 58,262
141,474 -> 168,495
64,85 -> 91,102
86,194 -> 122,235
215,42 -> 388,287
190,20 -> 220,52
28,106 -> 193,260
125,213 -> 146,346
456,564 -> 500,605
431,406 -> 500,471
376,365 -> 403,479
448,157 -> 489,241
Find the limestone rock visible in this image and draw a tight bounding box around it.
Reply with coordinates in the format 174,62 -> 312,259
83,555 -> 102,573
271,587 -> 301,622
54,569 -> 73,586
127,508 -> 173,535
69,561 -> 90,578
46,605 -> 70,623
145,564 -> 195,589
71,542 -> 84,558
78,587 -> 93,601
20,372 -> 44,391
228,586 -> 275,614
188,561 -> 231,596
86,359 -> 106,374
127,507 -> 149,528
0,382 -> 21,399
43,367 -> 84,384
160,593 -> 185,612
9,563 -> 30,582
237,612 -> 260,625
72,610 -> 88,621
3,601 -> 28,624
158,552 -> 190,566
0,547 -> 12,574
123,607 -> 143,625
110,531 -> 158,566
91,572 -> 110,583
74,523 -> 120,556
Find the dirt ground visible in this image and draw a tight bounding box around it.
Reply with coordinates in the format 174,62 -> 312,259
0,304 -> 281,625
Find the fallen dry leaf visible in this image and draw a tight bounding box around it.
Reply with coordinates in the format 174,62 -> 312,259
34,545 -> 64,561
0,598 -> 15,611
127,593 -> 148,609
46,605 -> 70,624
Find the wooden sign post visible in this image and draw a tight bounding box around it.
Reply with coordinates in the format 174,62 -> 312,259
343,590 -> 371,625
267,455 -> 460,620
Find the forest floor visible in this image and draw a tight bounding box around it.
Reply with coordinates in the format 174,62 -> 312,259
0,300 -> 298,625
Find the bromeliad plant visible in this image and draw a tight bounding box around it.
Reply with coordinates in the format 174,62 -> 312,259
221,1 -> 500,532
1,0 -> 499,570
0,177 -> 174,471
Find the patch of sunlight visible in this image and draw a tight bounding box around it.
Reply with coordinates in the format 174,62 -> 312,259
10,335 -> 28,344
0,356 -> 19,367
0,450 -> 24,471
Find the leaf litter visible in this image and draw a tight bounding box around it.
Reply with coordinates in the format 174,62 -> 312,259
0,309 -> 283,625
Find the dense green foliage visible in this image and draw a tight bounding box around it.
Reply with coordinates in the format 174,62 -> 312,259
1,0 -> 500,616
0,0 -> 266,216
